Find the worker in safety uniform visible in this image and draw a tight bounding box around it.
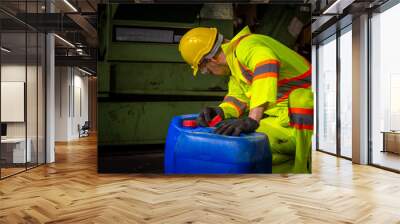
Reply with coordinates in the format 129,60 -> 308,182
178,26 -> 313,173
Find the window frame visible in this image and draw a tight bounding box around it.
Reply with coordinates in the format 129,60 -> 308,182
315,23 -> 353,161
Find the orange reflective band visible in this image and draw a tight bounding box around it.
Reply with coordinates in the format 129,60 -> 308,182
243,64 -> 253,75
289,122 -> 313,130
277,83 -> 311,103
289,108 -> 313,115
252,72 -> 278,81
225,101 -> 242,115
255,59 -> 280,68
278,68 -> 311,86
223,96 -> 248,114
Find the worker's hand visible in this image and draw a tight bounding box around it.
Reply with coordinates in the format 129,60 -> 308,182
214,117 -> 259,136
197,107 -> 224,127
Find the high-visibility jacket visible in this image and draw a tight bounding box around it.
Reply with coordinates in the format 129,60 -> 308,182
219,26 -> 311,128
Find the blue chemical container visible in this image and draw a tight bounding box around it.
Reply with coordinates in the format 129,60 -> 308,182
164,114 -> 272,174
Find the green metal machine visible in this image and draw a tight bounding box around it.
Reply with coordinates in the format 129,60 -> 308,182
254,5 -> 311,49
97,4 -> 233,172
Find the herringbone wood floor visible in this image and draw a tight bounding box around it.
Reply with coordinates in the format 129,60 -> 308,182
1,134 -> 400,224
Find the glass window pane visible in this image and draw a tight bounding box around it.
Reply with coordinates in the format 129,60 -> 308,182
339,28 -> 352,158
1,1 -> 46,179
1,30 -> 28,177
317,36 -> 337,154
371,3 -> 400,171
27,31 -> 38,169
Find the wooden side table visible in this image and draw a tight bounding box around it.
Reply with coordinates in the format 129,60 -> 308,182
381,131 -> 400,154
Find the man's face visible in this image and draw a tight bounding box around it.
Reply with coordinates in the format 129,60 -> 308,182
198,53 -> 230,76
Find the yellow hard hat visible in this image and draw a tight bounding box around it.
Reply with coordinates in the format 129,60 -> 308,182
179,27 -> 218,76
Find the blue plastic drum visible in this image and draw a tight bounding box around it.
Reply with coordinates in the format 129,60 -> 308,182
164,114 -> 272,174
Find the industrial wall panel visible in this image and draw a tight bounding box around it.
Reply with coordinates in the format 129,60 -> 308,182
98,62 -> 110,93
109,63 -> 228,95
111,19 -> 233,41
199,19 -> 234,38
112,20 -> 198,29
255,6 -> 310,48
109,43 -> 182,62
98,101 -> 222,145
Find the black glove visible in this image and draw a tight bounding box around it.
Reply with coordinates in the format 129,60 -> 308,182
197,107 -> 224,127
214,117 -> 259,136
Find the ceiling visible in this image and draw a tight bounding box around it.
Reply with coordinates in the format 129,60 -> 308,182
4,0 -> 381,74
0,0 -> 99,72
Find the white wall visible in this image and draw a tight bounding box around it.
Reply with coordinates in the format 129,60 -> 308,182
1,65 -> 26,81
55,66 -> 89,141
72,73 -> 89,138
55,66 -> 70,141
1,65 -> 39,138
1,64 -> 46,164
1,82 -> 25,122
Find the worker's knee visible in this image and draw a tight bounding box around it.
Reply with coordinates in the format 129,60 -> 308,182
257,118 -> 296,155
289,88 -> 313,109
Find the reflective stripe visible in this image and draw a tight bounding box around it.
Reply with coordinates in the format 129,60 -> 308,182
289,122 -> 313,130
277,68 -> 311,102
253,61 -> 279,81
289,108 -> 313,115
278,68 -> 311,86
223,96 -> 248,115
254,61 -> 279,75
255,59 -> 280,68
238,60 -> 280,83
277,83 -> 311,103
289,107 -> 313,130
253,72 -> 278,81
290,113 -> 313,126
238,61 -> 253,84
